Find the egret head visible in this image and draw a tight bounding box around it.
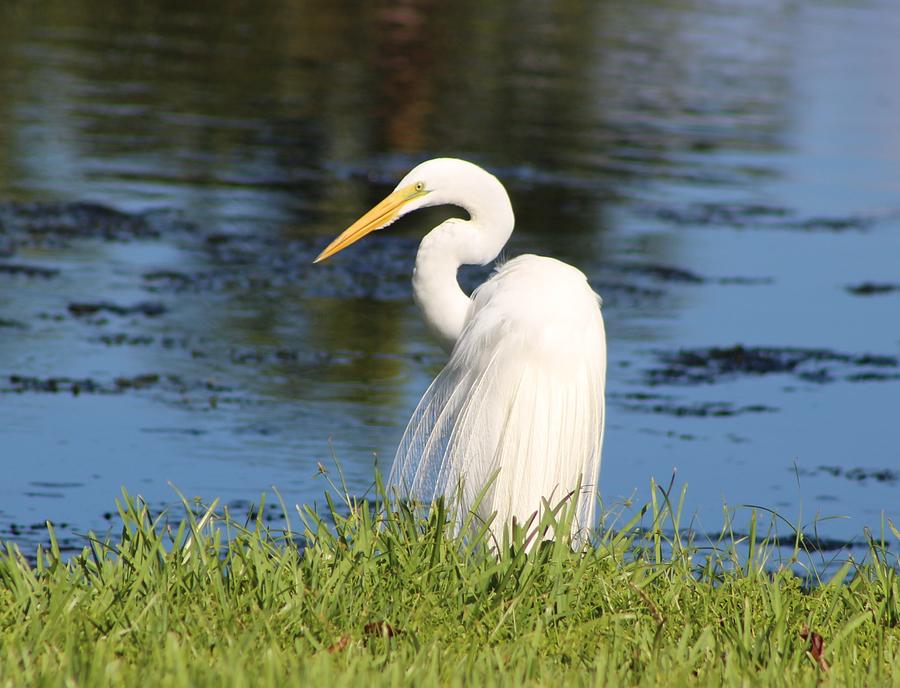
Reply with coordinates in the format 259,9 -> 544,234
313,158 -> 506,263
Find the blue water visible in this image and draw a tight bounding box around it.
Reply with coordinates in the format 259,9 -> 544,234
0,0 -> 898,556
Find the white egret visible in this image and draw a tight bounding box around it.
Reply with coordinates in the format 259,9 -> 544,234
315,158 -> 606,543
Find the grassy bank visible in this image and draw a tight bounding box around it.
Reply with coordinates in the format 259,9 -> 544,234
0,481 -> 897,687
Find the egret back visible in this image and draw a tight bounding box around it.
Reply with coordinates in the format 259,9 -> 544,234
390,254 -> 606,544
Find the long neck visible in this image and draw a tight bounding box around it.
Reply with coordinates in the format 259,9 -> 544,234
412,185 -> 515,352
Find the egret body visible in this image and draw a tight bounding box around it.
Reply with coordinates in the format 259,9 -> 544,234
315,158 -> 606,542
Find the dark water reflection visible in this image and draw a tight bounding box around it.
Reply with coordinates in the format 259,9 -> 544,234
1,0 -> 899,556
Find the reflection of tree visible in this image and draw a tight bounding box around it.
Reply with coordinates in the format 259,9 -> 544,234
221,289 -> 410,406
306,299 -> 409,403
0,0 -> 797,450
372,0 -> 436,152
0,0 -> 795,222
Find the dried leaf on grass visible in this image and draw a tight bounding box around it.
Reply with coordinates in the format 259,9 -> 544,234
326,635 -> 350,653
327,621 -> 402,653
363,621 -> 401,638
800,625 -> 830,671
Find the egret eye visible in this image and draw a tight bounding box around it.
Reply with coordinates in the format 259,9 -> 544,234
415,182 -> 425,192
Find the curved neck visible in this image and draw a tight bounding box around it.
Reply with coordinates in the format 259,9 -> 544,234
412,186 -> 515,351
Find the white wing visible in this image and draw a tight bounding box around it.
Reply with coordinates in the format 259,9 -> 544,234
389,254 -> 606,543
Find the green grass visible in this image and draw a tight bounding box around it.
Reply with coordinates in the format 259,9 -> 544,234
0,476 -> 898,687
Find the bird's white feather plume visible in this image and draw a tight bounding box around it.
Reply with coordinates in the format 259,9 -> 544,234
390,254 -> 606,544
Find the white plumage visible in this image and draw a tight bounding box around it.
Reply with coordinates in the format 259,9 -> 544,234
315,158 -> 606,544
393,254 -> 606,540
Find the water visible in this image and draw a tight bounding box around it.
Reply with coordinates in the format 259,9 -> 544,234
1,0 -> 898,556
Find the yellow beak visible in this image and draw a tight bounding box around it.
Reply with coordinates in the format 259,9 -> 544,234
314,184 -> 425,263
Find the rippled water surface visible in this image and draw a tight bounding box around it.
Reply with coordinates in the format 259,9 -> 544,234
1,0 -> 898,555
